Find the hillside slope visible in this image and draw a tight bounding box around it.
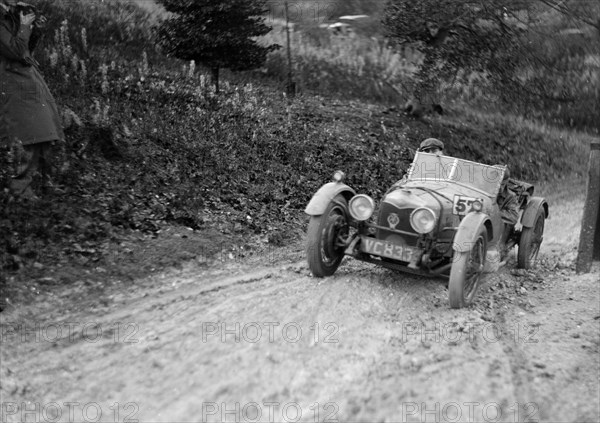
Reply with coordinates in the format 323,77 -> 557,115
1,0 -> 597,303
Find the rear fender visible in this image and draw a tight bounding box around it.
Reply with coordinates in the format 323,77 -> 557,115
305,182 -> 356,216
520,197 -> 549,227
453,212 -> 491,253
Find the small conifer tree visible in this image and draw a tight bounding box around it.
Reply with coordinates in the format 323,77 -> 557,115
156,0 -> 278,92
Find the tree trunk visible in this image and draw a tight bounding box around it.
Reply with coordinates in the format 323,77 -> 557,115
211,67 -> 220,94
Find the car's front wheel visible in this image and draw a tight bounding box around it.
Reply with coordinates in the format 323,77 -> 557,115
306,195 -> 349,277
449,227 -> 487,308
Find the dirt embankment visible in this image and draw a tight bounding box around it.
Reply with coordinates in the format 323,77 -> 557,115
0,178 -> 598,423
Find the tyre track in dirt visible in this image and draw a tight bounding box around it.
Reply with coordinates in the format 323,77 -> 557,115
1,179 -> 598,422
1,256 -> 521,422
486,183 -> 600,423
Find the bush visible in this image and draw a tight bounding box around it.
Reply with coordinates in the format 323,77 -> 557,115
0,0 -> 593,276
261,27 -> 422,104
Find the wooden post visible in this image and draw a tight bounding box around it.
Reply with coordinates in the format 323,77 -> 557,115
576,141 -> 600,273
284,1 -> 296,98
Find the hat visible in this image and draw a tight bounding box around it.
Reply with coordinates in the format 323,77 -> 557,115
419,138 -> 444,151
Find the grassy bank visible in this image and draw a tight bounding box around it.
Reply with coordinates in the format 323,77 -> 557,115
0,0 -> 596,293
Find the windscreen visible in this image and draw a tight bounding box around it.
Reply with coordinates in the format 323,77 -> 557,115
407,152 -> 504,196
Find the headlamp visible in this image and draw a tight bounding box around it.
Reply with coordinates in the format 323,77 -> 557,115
348,195 -> 375,221
410,207 -> 437,234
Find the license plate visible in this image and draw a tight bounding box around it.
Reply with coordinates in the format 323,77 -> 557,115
360,237 -> 415,262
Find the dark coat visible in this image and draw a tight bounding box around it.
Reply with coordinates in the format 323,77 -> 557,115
497,184 -> 519,226
0,7 -> 64,145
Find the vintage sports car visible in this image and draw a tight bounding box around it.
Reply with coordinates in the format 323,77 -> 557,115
305,152 -> 549,308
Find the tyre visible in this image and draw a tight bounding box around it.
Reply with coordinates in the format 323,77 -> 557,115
449,227 -> 487,308
517,207 -> 545,269
306,195 -> 349,277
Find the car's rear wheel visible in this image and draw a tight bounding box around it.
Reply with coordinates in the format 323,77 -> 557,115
306,195 -> 349,277
449,227 -> 487,308
517,208 -> 545,269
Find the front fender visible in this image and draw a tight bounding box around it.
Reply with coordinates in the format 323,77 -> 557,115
305,182 -> 356,216
453,212 -> 491,252
520,197 -> 549,227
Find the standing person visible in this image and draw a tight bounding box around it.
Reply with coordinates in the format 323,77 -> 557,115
0,0 -> 64,200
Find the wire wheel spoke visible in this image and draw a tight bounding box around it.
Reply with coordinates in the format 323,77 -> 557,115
465,239 -> 484,294
320,210 -> 347,264
528,217 -> 545,262
307,194 -> 349,278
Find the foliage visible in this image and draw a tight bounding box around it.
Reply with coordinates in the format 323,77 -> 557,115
33,0 -> 156,60
509,12 -> 600,132
260,25 -> 422,104
382,0 -> 600,132
155,0 -> 279,91
383,0 -> 529,103
0,0 -> 595,281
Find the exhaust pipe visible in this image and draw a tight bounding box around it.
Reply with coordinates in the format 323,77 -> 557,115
429,263 -> 452,274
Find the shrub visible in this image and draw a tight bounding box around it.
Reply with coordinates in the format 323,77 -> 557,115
0,0 -> 593,277
261,27 -> 422,104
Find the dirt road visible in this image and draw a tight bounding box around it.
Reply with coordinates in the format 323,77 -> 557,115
1,182 -> 599,423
